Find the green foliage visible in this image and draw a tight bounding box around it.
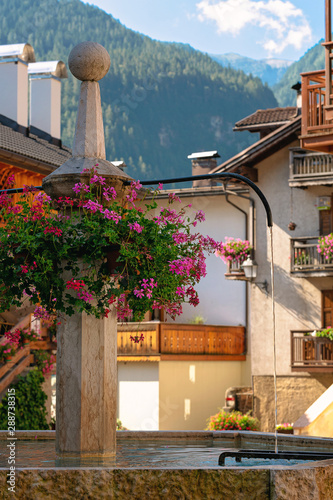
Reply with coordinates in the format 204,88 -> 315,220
0,0 -> 277,180
117,419 -> 128,430
0,369 -> 49,430
273,41 -> 325,106
308,327 -> 333,341
206,409 -> 259,431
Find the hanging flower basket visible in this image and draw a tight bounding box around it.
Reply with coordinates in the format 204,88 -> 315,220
0,167 -> 221,323
215,237 -> 252,280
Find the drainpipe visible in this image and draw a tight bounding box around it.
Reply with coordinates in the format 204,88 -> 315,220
224,190 -> 255,356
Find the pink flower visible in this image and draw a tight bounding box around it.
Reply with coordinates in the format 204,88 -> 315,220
90,175 -> 106,185
83,200 -> 103,213
6,174 -> 15,186
195,210 -> 205,222
128,222 -> 143,233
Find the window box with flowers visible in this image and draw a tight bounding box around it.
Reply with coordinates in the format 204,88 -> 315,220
0,343 -> 16,364
215,237 -> 252,280
0,169 -> 221,327
276,423 -> 293,434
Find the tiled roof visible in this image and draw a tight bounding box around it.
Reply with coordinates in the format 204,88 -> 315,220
234,107 -> 297,128
210,115 -> 301,174
0,120 -> 71,169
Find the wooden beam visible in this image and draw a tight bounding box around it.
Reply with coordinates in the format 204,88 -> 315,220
29,340 -> 57,350
117,356 -> 160,362
0,345 -> 30,379
160,355 -> 246,361
0,354 -> 34,395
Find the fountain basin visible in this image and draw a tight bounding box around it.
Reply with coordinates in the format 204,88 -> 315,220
1,431 -> 333,499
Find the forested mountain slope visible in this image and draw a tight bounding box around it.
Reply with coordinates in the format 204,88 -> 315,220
0,0 -> 278,180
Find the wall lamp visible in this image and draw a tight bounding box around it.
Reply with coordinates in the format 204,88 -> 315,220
242,257 -> 269,294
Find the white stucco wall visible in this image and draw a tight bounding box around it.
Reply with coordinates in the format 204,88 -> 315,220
251,141 -> 333,376
154,191 -> 249,326
117,362 -> 159,430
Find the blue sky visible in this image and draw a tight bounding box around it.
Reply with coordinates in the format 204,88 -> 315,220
81,0 -> 324,62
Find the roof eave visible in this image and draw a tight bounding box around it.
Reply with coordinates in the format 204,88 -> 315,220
0,148 -> 58,175
211,116 -> 302,174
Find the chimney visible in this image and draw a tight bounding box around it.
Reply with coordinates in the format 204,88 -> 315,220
291,82 -> 302,116
188,151 -> 220,187
28,61 -> 68,142
0,43 -> 35,130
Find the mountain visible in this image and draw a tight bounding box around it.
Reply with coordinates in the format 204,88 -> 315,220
0,0 -> 278,181
273,42 -> 325,107
209,53 -> 293,87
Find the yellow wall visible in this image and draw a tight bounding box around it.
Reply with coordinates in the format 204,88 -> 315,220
159,360 -> 249,430
295,400 -> 333,438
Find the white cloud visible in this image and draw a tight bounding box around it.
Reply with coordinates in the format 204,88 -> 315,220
196,0 -> 312,55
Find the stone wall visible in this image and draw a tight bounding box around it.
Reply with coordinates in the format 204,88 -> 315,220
0,469 -> 270,499
253,374 -> 333,432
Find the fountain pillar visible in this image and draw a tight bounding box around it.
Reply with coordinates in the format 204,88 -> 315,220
42,41 -> 132,456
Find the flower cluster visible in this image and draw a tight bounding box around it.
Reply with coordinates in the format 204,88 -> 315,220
33,350 -> 56,377
215,237 -> 252,264
5,327 -> 39,347
0,166 -> 221,323
317,233 -> 333,261
307,326 -> 333,341
0,342 -> 16,364
276,423 -> 293,431
129,334 -> 145,344
206,410 -> 259,431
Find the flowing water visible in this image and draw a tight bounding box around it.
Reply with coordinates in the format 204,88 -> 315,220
269,226 -> 279,454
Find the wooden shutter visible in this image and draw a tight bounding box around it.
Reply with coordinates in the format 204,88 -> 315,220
322,290 -> 333,327
319,195 -> 333,236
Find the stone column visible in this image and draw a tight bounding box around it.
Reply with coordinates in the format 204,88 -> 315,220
42,42 -> 132,457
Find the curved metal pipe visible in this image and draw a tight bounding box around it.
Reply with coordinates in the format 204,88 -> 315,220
137,172 -> 272,227
0,172 -> 272,227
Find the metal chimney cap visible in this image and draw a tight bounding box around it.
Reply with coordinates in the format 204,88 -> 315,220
28,60 -> 68,78
0,43 -> 35,63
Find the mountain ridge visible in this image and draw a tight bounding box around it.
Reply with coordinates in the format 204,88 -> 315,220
209,52 -> 293,87
0,0 -> 278,180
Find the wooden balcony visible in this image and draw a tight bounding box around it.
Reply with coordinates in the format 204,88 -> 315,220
117,322 -> 246,361
290,236 -> 333,277
300,69 -> 333,153
289,148 -> 333,187
291,331 -> 333,372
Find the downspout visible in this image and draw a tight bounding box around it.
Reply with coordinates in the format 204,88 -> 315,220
224,191 -> 255,357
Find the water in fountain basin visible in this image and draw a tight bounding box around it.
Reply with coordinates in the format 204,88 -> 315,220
0,439 -> 321,468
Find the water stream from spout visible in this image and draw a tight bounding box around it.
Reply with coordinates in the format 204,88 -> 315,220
269,226 -> 278,453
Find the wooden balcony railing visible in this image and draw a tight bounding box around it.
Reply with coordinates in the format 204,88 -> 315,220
289,148 -> 333,187
300,69 -> 333,153
290,236 -> 333,276
291,331 -> 333,372
117,322 -> 246,360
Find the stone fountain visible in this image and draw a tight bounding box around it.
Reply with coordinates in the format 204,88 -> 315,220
42,41 -> 132,458
1,41 -> 333,498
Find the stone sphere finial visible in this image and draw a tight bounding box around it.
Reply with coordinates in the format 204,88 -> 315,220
68,41 -> 110,82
